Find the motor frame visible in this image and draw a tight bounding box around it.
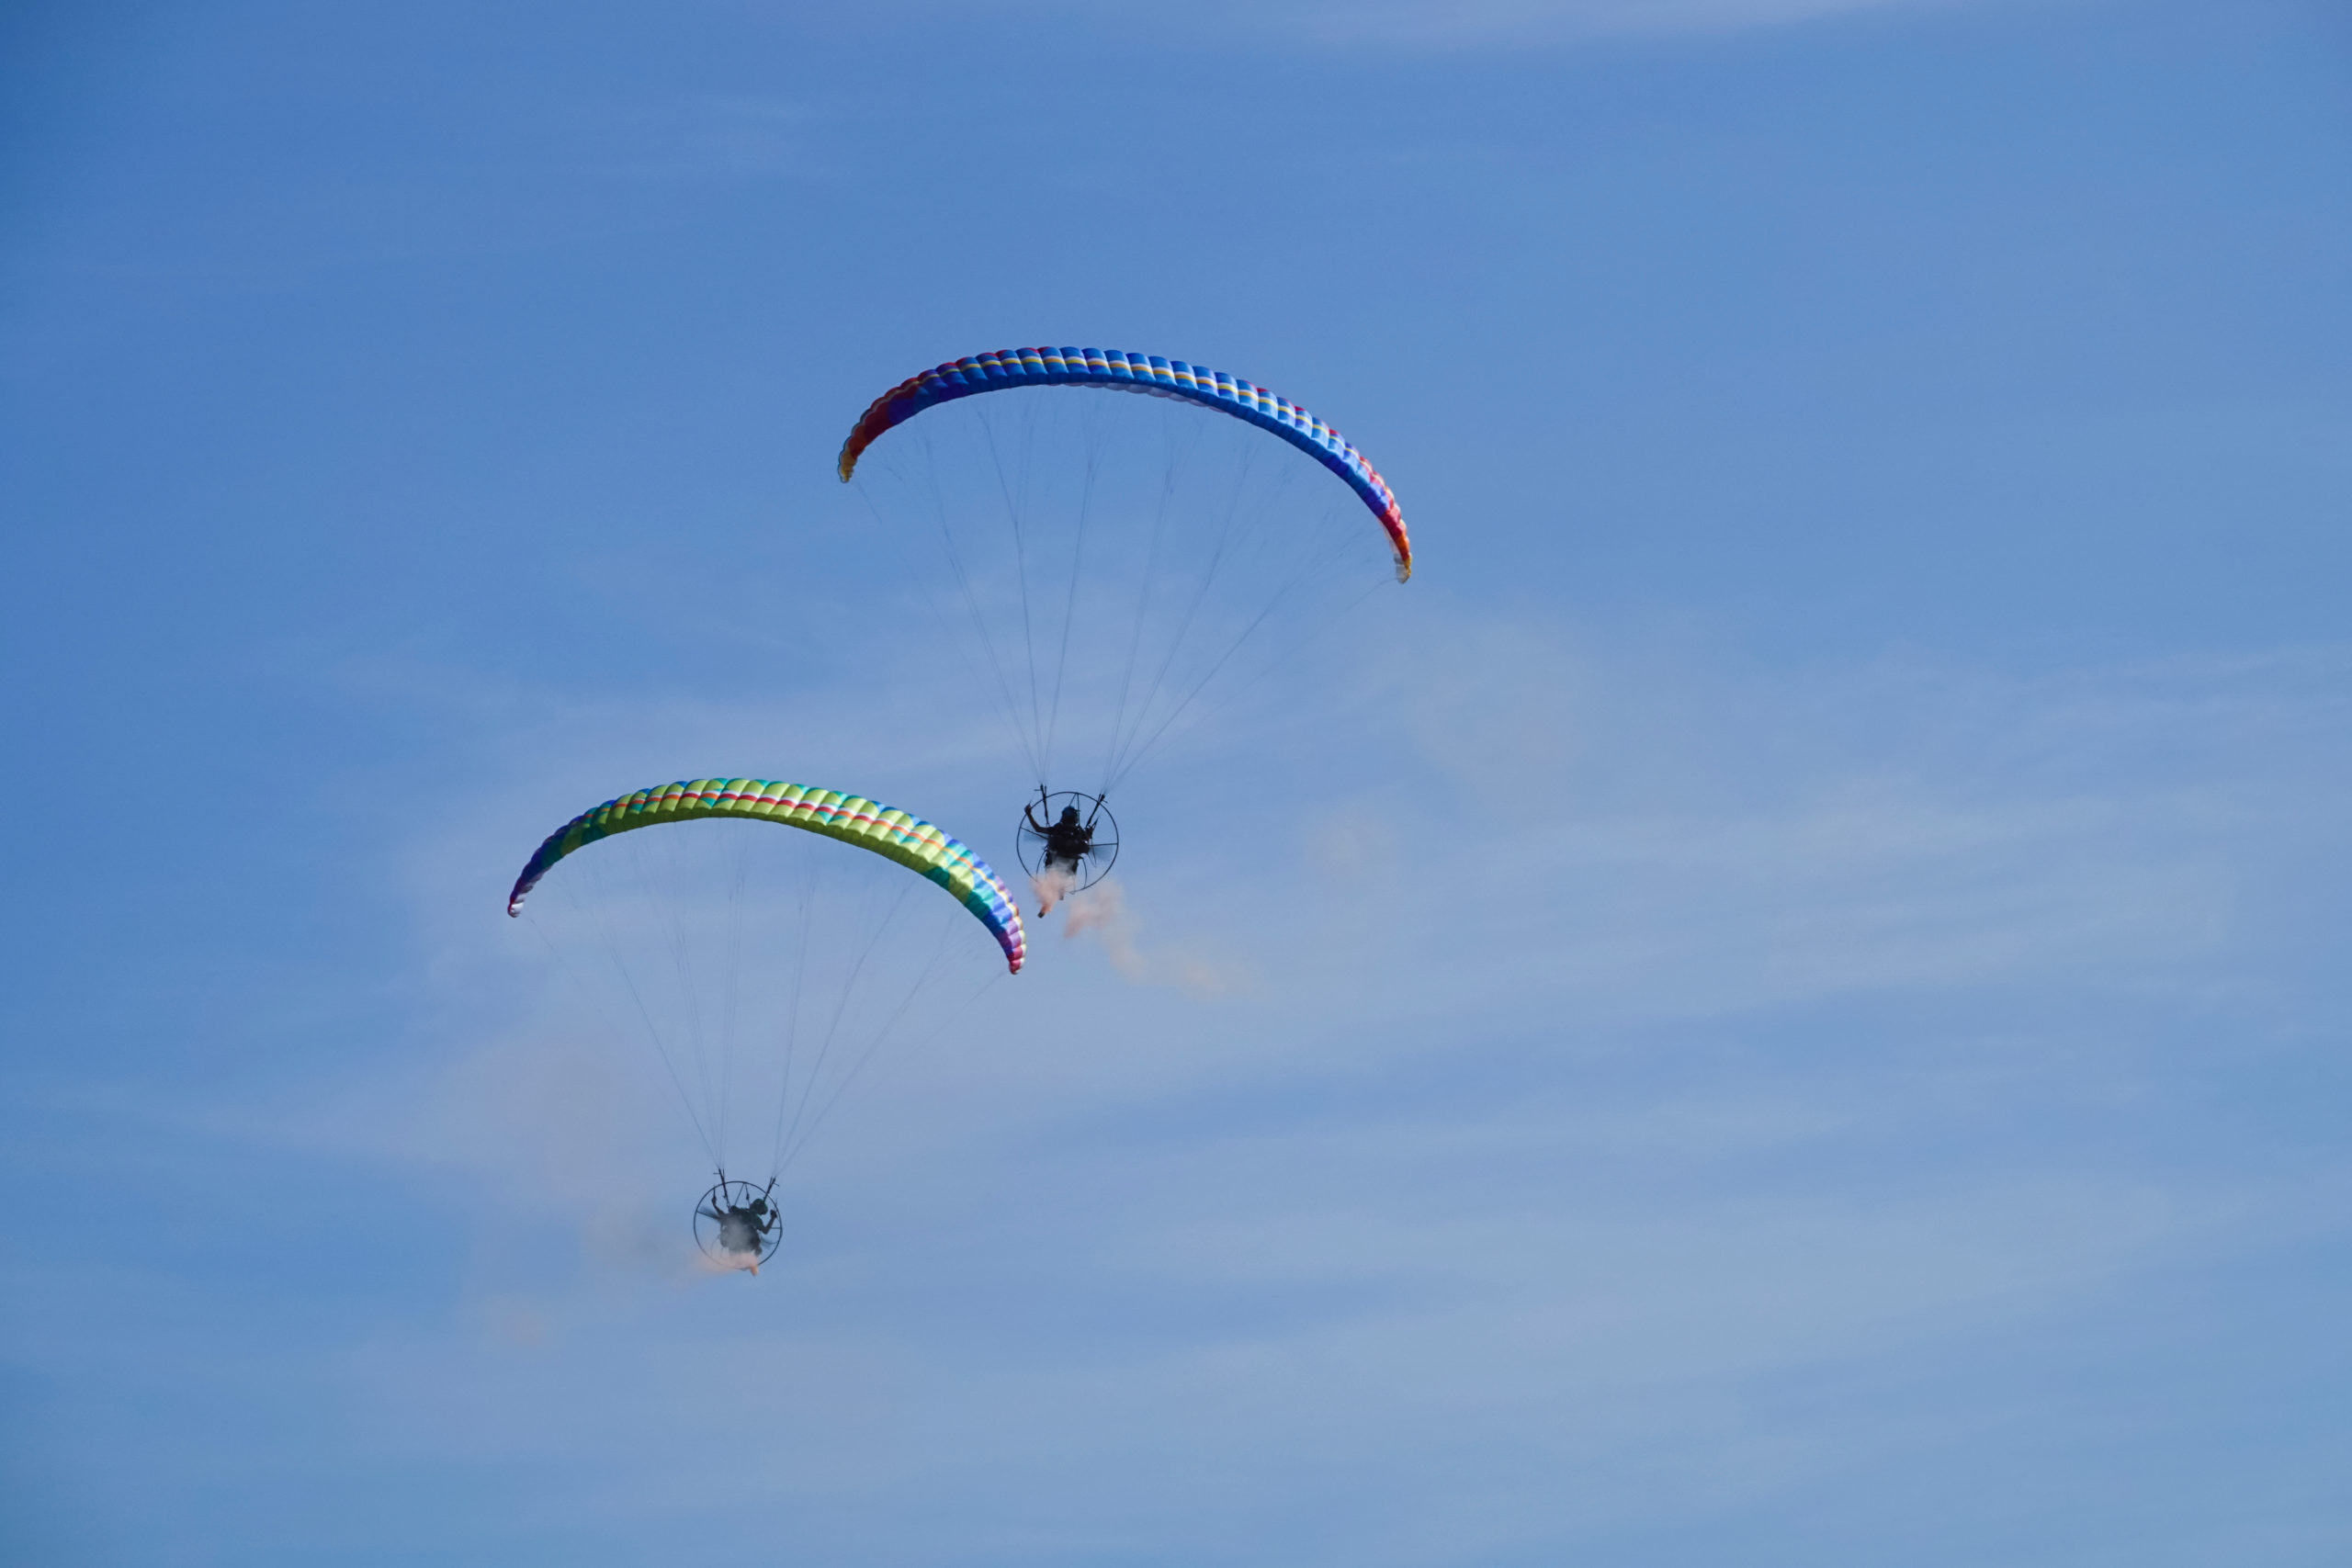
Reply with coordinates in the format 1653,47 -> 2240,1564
1014,789 -> 1120,893
694,1176 -> 783,1270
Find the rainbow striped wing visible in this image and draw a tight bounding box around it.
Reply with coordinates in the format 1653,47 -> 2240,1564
506,778 -> 1025,974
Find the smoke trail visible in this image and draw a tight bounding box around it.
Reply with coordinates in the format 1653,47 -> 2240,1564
1062,877 -> 1255,998
1062,875 -> 1127,944
1031,863 -> 1080,917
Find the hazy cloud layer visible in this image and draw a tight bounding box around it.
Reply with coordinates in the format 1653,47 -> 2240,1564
80,615 -> 2341,1563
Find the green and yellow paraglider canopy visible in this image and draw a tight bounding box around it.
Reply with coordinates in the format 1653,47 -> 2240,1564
506,777 -> 1025,973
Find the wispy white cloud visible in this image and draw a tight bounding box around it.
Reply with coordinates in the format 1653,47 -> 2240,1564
1261,0 -> 1972,47
874,0 -> 2003,50
1255,623 -> 2349,1039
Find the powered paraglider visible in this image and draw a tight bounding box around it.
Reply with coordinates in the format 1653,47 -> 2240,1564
838,347 -> 1413,906
507,776 -> 1023,1274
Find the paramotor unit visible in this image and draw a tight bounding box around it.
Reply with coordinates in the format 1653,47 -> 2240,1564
1016,789 -> 1118,898
695,1174 -> 783,1274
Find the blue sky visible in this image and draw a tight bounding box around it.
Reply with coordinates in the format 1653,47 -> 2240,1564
4,0 -> 2350,1562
